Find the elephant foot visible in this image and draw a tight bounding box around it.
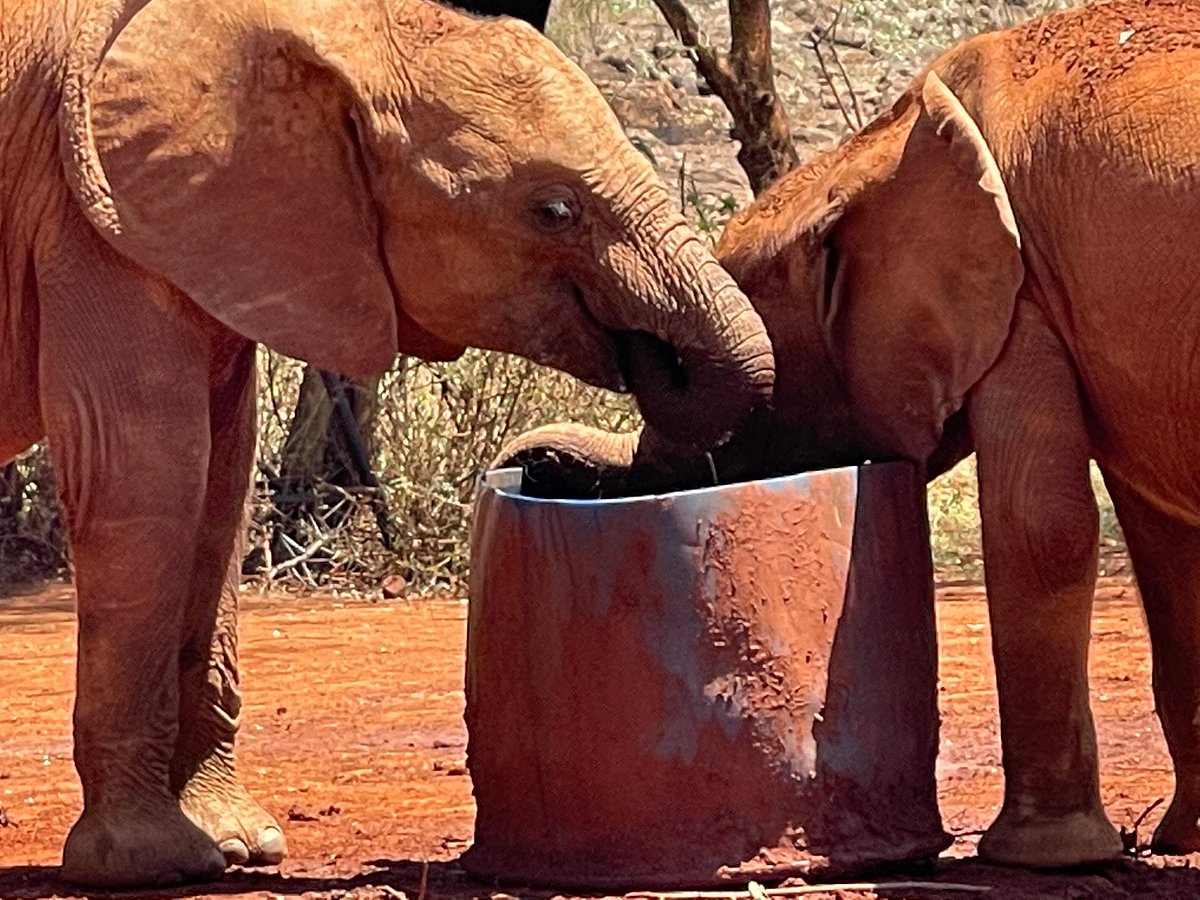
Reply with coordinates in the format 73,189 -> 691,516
1150,797 -> 1200,854
978,806 -> 1123,868
61,801 -> 225,887
180,774 -> 287,867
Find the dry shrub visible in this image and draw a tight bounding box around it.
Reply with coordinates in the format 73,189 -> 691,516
248,350 -> 637,593
927,458 -> 983,584
927,456 -> 1124,586
2,350 -> 636,592
0,451 -> 66,583
372,352 -> 638,587
9,368 -> 1123,594
0,363 -> 1127,593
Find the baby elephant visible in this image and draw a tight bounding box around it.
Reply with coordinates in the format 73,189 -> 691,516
0,0 -> 773,887
496,0 -> 1200,870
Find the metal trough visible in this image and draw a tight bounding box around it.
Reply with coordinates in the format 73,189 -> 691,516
462,462 -> 949,890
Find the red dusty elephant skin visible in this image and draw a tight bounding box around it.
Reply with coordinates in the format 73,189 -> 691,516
494,0 -> 1200,871
0,0 -> 774,887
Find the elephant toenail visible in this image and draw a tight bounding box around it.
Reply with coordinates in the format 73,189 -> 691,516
258,826 -> 287,864
218,837 -> 250,866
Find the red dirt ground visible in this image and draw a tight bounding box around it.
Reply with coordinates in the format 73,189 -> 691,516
3,577 -> 1200,899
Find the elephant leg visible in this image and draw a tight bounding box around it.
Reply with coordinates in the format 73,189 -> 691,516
38,232 -> 225,887
171,340 -> 286,867
1102,475 -> 1200,854
969,303 -> 1121,868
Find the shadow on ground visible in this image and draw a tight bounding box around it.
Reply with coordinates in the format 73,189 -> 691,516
0,859 -> 458,900
10,856 -> 1200,900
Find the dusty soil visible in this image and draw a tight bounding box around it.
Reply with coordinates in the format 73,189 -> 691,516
3,577 -> 1200,899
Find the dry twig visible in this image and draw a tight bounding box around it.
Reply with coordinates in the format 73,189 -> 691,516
1121,796 -> 1165,856
808,3 -> 864,133
416,859 -> 429,900
826,3 -> 865,129
648,0 -> 797,193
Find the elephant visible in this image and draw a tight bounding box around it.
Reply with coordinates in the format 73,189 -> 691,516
492,0 -> 1200,871
0,0 -> 774,887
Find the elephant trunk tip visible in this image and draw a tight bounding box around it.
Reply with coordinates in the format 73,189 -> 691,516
618,328 -> 775,451
490,423 -> 640,500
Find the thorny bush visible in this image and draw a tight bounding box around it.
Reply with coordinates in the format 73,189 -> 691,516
2,0 -> 1125,593
0,351 -> 637,593
245,350 -> 638,593
1,345 -> 1123,592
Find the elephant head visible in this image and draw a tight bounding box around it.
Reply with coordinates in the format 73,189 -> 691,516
61,0 -> 773,448
494,71 -> 1023,494
716,70 -> 1022,471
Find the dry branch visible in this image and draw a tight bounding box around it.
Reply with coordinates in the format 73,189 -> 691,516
649,0 -> 797,194
826,4 -> 865,129
809,3 -> 865,134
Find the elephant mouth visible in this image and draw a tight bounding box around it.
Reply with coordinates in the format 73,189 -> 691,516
567,282 -> 764,448
614,328 -> 749,448
565,282 -> 689,397
614,331 -> 689,395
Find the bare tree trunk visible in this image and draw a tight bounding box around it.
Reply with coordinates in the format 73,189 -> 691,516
279,369 -> 380,490
727,0 -> 797,192
0,462 -> 19,540
256,369 -> 392,577
649,0 -> 797,194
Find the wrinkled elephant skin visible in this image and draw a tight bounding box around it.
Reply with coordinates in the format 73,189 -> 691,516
494,0 -> 1200,872
0,0 -> 774,888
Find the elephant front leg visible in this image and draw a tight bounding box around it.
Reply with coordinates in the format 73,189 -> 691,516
40,246 -> 226,887
969,303 -> 1121,868
172,342 -> 286,867
1103,475 -> 1200,855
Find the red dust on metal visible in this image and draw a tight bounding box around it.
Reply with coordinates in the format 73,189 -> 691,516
462,462 -> 950,890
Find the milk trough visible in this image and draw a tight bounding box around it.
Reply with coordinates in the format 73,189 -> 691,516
462,462 -> 949,890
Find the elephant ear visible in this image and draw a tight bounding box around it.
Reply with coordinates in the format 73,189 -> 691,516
62,0 -> 456,378
821,72 -> 1023,461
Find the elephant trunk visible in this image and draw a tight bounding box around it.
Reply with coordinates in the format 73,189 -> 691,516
603,211 -> 775,450
490,424 -> 642,499
491,423 -> 715,499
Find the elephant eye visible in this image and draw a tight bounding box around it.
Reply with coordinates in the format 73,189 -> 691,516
533,196 -> 580,234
